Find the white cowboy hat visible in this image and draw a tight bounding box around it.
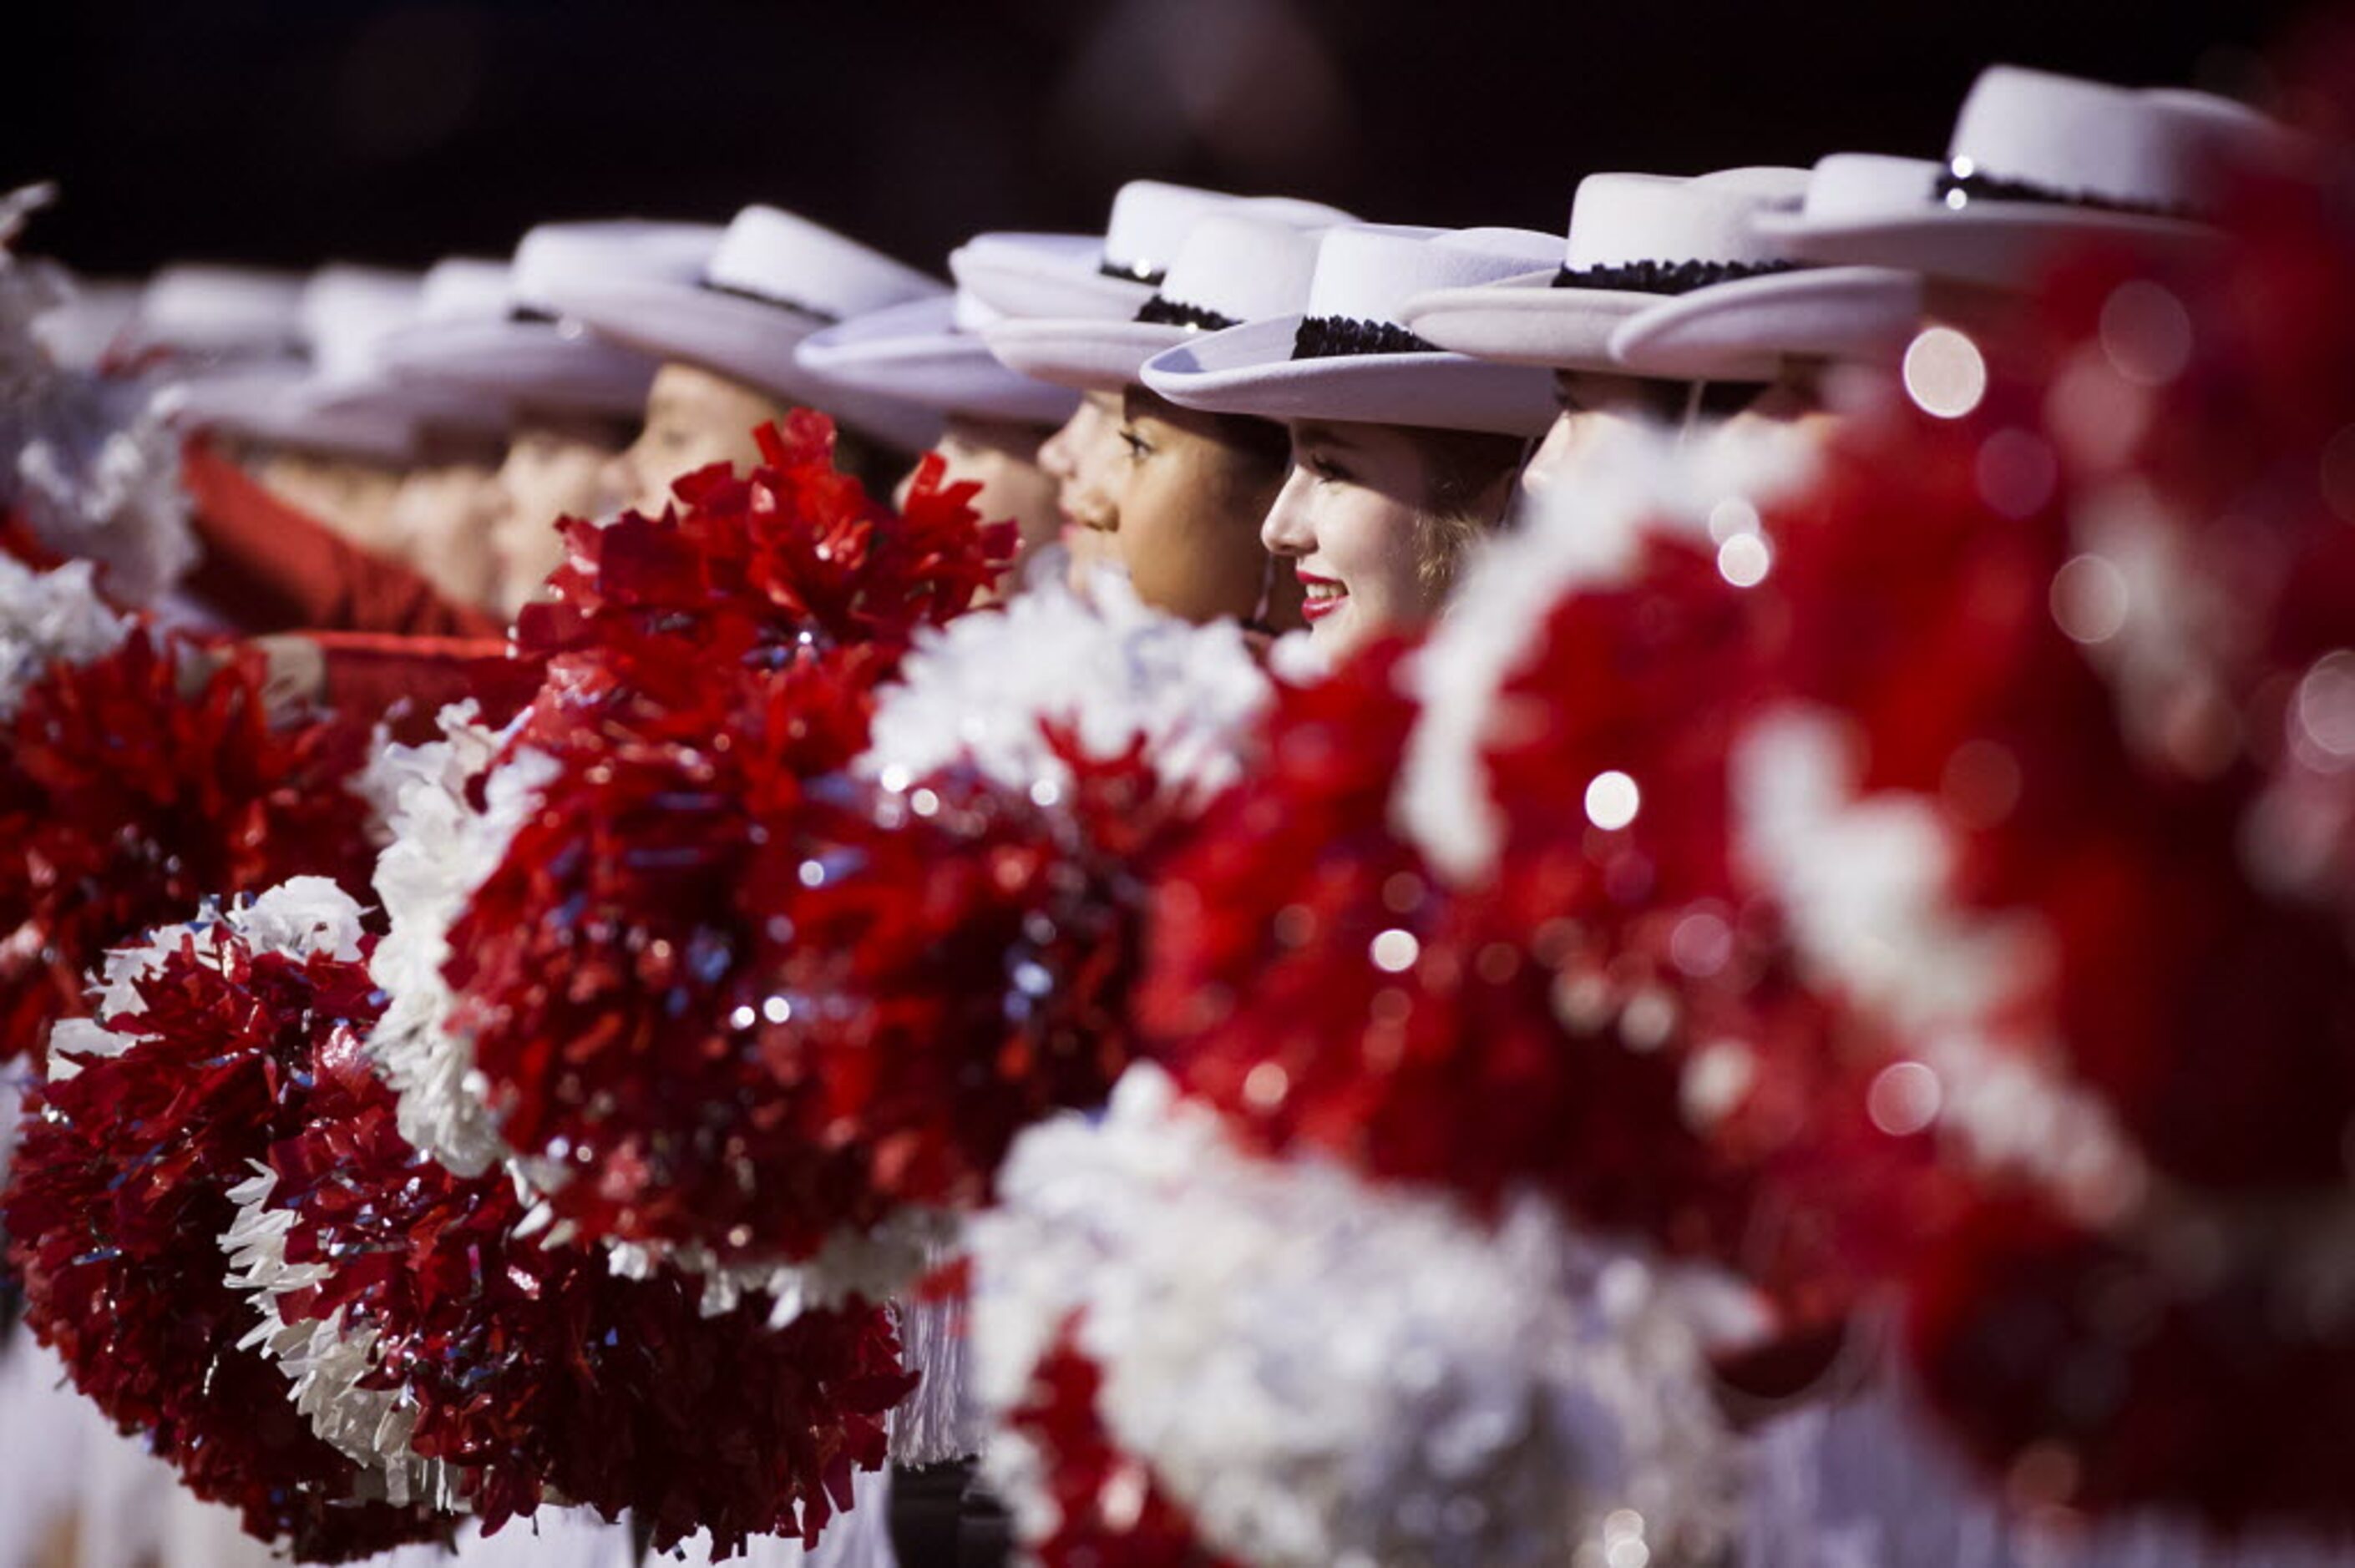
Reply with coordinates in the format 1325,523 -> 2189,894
1607,265 -> 1927,381
296,263 -> 514,438
169,265 -> 491,458
793,286 -> 1080,427
296,266 -> 426,385
1608,160 -> 1935,380
1142,223 -> 1562,437
1396,167 -> 1810,374
166,364 -> 419,465
1757,67 -> 2285,287
380,222 -> 714,420
125,262 -> 308,364
544,204 -> 950,453
980,210 -> 1331,393
950,179 -> 1354,325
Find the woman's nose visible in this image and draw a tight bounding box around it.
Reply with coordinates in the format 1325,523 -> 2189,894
1037,407 -> 1086,483
1259,467 -> 1317,557
1517,411 -> 1581,501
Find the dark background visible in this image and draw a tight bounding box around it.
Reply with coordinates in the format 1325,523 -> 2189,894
4,0 -> 2307,282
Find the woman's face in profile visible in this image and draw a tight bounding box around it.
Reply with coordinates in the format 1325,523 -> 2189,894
601,362 -> 788,518
1517,372 -> 1679,503
1109,387 -> 1299,631
1036,391 -> 1127,589
1258,419 -> 1451,662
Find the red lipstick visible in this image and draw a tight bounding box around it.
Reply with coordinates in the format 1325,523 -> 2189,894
1297,569 -> 1345,624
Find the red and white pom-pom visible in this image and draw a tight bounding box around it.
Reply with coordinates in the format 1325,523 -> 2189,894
684,579 -> 1269,1465
1720,104 -> 2355,1530
219,1008 -> 913,1559
3,880 -> 448,1562
1141,618 -> 1844,1289
1732,709 -> 2146,1216
387,419 -> 1011,1310
970,1066 -> 1752,1568
793,577 -> 1275,1216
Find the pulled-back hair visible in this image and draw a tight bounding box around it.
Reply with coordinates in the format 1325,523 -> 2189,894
1402,425 -> 1531,594
1208,407 -> 1292,480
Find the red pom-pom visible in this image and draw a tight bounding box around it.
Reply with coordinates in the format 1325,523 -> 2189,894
441,422 -> 1015,1270
445,649 -> 891,1262
1144,627 -> 1787,1273
2,905 -> 448,1561
243,1018 -> 913,1557
512,413 -> 1009,746
766,731 -> 1167,1214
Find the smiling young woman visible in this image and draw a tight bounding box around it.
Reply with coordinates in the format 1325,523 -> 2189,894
976,204 -> 1351,625
1264,418 -> 1526,655
1138,222 -> 1562,662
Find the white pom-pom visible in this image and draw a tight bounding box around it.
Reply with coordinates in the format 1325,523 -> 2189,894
970,1066 -> 1752,1567
362,706 -> 554,1176
858,576 -> 1271,805
0,555 -> 131,719
1397,419 -> 1816,883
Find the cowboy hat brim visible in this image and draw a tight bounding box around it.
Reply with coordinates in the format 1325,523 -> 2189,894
1142,314 -> 1557,438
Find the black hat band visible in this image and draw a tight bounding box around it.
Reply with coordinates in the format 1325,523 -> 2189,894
1133,295 -> 1241,332
1552,258 -> 1800,295
1289,315 -> 1441,361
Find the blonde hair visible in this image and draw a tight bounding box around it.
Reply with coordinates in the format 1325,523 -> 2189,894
1403,425 -> 1530,594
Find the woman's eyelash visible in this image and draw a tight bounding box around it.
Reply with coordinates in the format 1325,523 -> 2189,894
1119,428 -> 1151,459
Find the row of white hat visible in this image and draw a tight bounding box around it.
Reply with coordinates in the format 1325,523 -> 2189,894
957,64 -> 2284,438
119,186 -> 1293,461
124,211 -> 995,462
109,61 -> 2283,459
